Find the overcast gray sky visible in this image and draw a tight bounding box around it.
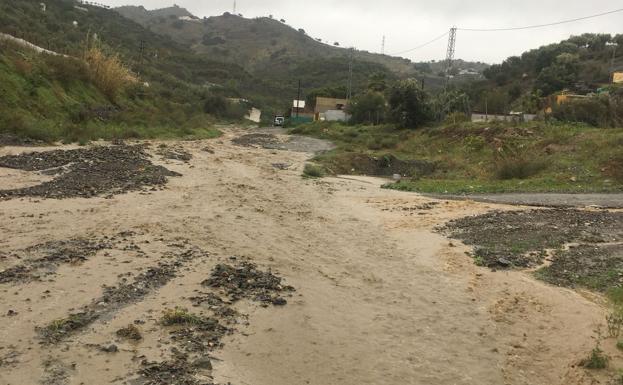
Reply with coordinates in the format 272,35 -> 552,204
101,0 -> 623,63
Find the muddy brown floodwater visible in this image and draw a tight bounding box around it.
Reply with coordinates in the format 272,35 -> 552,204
0,127 -> 618,385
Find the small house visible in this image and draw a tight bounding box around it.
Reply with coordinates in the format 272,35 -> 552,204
314,97 -> 350,122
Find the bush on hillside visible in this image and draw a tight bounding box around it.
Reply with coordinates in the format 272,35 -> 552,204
495,157 -> 546,180
44,54 -> 89,84
552,96 -> 612,127
84,47 -> 136,101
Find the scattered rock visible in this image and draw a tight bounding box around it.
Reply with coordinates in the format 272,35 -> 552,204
116,325 -> 142,341
192,357 -> 212,370
101,344 -> 118,353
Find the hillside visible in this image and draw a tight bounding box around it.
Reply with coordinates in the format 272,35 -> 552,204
116,5 -> 418,75
460,33 -> 623,114
0,0 -> 324,115
0,0 -> 270,141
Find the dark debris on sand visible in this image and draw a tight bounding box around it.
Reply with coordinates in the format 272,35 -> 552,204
0,144 -> 180,199
203,261 -> 295,306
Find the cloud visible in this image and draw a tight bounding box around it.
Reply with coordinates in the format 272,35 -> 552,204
102,0 -> 623,63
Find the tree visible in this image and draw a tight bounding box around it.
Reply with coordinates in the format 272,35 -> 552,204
535,53 -> 579,95
387,79 -> 433,128
334,42 -> 340,46
347,92 -> 387,124
367,72 -> 388,92
305,86 -> 347,109
432,90 -> 470,117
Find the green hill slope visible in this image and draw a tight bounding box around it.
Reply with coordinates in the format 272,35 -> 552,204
461,33 -> 623,114
0,0 -> 282,141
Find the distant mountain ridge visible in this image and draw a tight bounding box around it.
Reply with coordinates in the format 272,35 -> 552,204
116,5 -> 420,76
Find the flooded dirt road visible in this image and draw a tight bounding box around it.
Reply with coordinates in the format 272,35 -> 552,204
0,128 -> 613,385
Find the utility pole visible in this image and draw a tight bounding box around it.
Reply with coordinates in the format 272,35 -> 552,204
347,48 -> 354,100
611,42 -> 618,82
381,35 -> 386,55
444,26 -> 457,87
233,0 -> 237,14
296,80 -> 301,118
139,40 -> 145,65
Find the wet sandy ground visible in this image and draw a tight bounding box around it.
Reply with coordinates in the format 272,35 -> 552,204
0,128 -> 616,385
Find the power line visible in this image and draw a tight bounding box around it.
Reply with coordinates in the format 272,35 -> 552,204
458,8 -> 623,32
389,7 -> 622,59
390,31 -> 449,56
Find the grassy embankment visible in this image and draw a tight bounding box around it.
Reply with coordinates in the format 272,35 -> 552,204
0,39 -> 222,143
291,121 -> 623,194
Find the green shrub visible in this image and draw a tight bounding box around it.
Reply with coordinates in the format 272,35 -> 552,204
581,346 -> 608,369
444,112 -> 469,125
495,158 -> 546,180
303,164 -> 325,178
161,308 -> 203,326
552,96 -> 611,127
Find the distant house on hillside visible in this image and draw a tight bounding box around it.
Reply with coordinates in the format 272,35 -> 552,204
314,97 -> 350,122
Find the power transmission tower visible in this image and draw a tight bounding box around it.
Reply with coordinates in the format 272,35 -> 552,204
381,35 -> 386,55
444,26 -> 457,85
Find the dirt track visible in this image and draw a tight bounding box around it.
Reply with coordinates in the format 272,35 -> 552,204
0,128 -> 615,385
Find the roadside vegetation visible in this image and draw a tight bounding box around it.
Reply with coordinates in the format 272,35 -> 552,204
293,120 -> 623,194
0,38 -> 230,143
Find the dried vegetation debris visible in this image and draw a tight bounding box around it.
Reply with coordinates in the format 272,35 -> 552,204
204,261 -> 295,306
138,359 -> 214,385
157,145 -> 193,162
0,144 -> 180,199
137,261 -> 295,385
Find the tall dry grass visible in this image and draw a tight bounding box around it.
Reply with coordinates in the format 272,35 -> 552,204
84,46 -> 136,101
